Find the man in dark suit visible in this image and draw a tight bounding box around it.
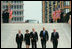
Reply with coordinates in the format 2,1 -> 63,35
40,27 -> 49,48
16,30 -> 23,48
60,9 -> 64,23
51,29 -> 59,48
64,11 -> 71,23
2,9 -> 9,23
30,28 -> 38,48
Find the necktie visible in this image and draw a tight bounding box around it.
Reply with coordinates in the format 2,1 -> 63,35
43,31 -> 45,36
54,32 -> 56,36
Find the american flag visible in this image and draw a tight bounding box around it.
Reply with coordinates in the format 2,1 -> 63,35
52,10 -> 61,21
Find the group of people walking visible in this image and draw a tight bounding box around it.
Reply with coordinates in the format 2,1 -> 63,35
16,27 -> 59,48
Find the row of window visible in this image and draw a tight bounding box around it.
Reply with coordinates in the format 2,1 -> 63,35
12,17 -> 23,22
11,1 -> 23,3
2,5 -> 23,9
45,8 -> 70,15
2,1 -> 8,3
46,1 -> 60,6
3,5 -> 8,9
64,8 -> 70,13
46,1 -> 70,6
11,5 -> 23,9
2,1 -> 23,3
64,1 -> 70,6
12,11 -> 23,16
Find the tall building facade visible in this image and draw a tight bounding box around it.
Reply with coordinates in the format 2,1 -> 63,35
42,1 -> 71,23
62,1 -> 71,13
1,1 -> 24,23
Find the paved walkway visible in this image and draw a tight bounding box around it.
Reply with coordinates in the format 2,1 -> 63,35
1,23 -> 71,48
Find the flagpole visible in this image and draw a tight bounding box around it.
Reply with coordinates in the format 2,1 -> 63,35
55,1 -> 57,23
8,2 -> 11,23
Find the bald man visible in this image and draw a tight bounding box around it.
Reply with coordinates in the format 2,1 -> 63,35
16,30 -> 23,48
40,27 -> 49,48
30,28 -> 38,48
51,29 -> 59,48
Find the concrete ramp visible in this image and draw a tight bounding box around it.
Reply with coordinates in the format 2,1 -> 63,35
1,23 -> 71,48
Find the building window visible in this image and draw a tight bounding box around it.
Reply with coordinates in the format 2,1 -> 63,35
13,11 -> 16,16
53,8 -> 55,11
15,11 -> 16,15
22,11 -> 23,15
21,5 -> 23,9
11,1 -> 13,3
57,1 -> 60,4
14,5 -> 16,9
20,11 -> 21,15
5,1 -> 8,3
64,1 -> 70,6
21,17 -> 22,21
53,1 -> 55,4
22,17 -> 23,21
3,5 -> 8,9
15,17 -> 17,21
17,11 -> 18,15
20,17 -> 21,21
12,17 -> 13,21
16,11 -> 17,15
57,5 -> 60,8
17,1 -> 20,3
11,5 -> 13,9
3,5 -> 5,9
14,1 -> 16,3
17,17 -> 18,21
6,5 -> 8,9
19,5 -> 21,9
13,11 -> 14,15
17,5 -> 19,9
19,1 -> 21,3
13,17 -> 16,21
17,17 -> 19,21
64,8 -> 70,13
49,14 -> 52,18
66,1 -> 70,6
16,1 -> 18,3
49,1 -> 51,6
18,11 -> 20,15
21,1 -> 23,3
17,5 -> 20,9
18,17 -> 20,21
54,4 -> 55,7
3,1 -> 5,3
19,11 -> 20,15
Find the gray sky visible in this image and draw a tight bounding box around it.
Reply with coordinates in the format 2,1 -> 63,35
24,1 -> 42,23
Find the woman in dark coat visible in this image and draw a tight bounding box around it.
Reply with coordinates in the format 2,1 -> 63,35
24,30 -> 30,48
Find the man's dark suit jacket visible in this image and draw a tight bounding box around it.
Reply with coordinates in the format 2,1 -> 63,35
51,32 -> 59,42
16,34 -> 23,43
40,30 -> 49,41
30,32 -> 38,42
